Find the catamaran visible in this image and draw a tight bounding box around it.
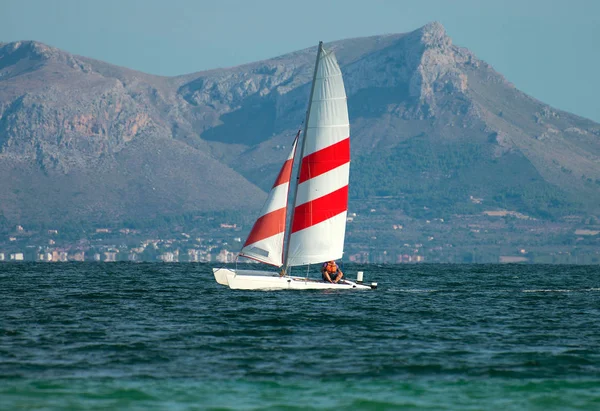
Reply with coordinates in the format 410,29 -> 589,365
213,42 -> 376,290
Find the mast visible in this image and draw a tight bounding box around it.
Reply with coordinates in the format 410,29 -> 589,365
282,41 -> 323,273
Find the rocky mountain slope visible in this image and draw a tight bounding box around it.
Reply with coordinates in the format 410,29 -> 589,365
0,22 -> 599,228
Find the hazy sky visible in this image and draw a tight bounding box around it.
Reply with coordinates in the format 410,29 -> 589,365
1,0 -> 599,122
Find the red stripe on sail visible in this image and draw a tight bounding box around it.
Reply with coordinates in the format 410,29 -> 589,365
298,138 -> 350,184
291,186 -> 348,233
273,159 -> 293,188
243,207 -> 286,246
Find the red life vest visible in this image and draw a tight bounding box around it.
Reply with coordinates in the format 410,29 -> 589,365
324,261 -> 338,274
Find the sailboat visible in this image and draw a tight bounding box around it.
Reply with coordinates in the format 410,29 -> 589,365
213,42 -> 376,290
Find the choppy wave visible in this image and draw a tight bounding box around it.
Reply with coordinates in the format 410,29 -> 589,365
522,288 -> 600,293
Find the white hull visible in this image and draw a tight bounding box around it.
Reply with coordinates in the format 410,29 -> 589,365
212,268 -> 375,290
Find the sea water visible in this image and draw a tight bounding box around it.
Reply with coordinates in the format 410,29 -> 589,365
1,263 -> 599,410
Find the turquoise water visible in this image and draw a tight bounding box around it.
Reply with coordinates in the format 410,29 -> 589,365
1,263 -> 599,410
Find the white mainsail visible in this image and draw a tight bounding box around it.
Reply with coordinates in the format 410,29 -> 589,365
238,133 -> 299,266
285,43 -> 350,267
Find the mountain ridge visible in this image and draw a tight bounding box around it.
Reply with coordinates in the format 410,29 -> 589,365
0,22 -> 599,229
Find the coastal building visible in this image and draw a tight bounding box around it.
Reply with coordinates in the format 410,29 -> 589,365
187,249 -> 200,262
103,251 -> 117,262
38,252 -> 53,262
216,249 -> 235,263
52,251 -> 68,262
159,252 -> 177,262
70,252 -> 85,262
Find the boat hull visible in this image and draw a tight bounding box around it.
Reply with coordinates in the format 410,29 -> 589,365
212,268 -> 374,290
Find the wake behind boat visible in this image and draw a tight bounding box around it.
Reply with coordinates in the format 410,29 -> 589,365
213,42 -> 376,291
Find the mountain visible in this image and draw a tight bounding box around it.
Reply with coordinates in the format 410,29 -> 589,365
0,40 -> 266,225
1,22 -> 599,230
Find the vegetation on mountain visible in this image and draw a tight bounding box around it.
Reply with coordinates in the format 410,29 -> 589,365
0,22 -> 599,232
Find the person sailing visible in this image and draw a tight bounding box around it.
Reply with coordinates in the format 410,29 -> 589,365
321,260 -> 343,284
